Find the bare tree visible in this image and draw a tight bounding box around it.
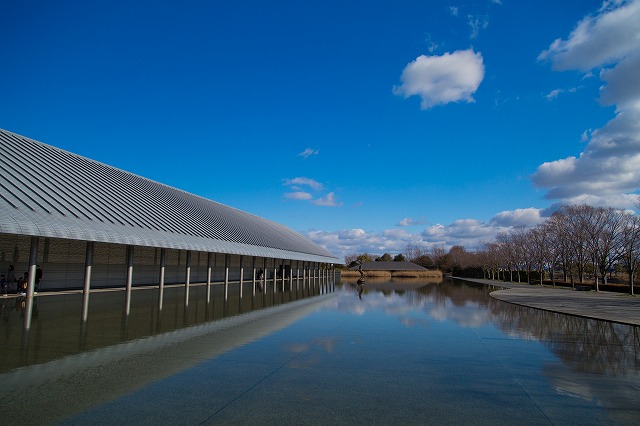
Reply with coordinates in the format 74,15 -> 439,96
509,226 -> 530,283
547,212 -> 573,286
562,205 -> 591,285
447,245 -> 470,272
617,214 -> 640,295
528,226 -> 549,285
484,242 -> 501,280
576,206 -> 625,290
344,253 -> 358,267
404,244 -> 424,261
496,232 -> 516,282
431,246 -> 448,271
593,208 -> 626,288
541,220 -> 562,286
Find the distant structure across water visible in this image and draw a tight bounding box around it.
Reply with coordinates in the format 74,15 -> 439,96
344,261 -> 442,280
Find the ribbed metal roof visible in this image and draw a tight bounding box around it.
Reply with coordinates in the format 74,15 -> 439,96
0,129 -> 338,263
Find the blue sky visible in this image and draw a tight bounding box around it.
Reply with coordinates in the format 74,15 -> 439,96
2,0 -> 639,259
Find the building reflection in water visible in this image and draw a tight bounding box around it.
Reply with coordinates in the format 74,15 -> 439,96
0,280 -> 327,374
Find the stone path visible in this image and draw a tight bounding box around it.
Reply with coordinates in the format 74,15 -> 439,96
455,277 -> 640,326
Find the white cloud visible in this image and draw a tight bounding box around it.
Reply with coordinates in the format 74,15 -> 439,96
282,177 -> 342,207
533,0 -> 640,212
490,208 -> 545,227
311,192 -> 342,207
305,209 -> 545,259
422,219 -> 497,243
284,191 -> 312,200
283,177 -> 323,190
306,228 -> 426,259
397,217 -> 426,226
298,148 -> 319,159
393,49 -> 485,109
450,6 -> 459,16
537,0 -> 640,71
424,34 -> 439,53
599,50 -> 640,107
544,87 -> 578,101
550,193 -> 640,210
545,89 -> 563,100
467,15 -> 488,39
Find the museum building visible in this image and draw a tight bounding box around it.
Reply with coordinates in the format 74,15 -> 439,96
0,128 -> 338,320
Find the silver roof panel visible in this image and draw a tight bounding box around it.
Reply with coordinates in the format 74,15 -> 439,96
0,129 -> 338,263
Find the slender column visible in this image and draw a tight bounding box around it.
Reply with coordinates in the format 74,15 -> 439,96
224,254 -> 229,301
296,266 -> 300,292
332,264 -> 335,291
324,263 -> 329,291
289,264 -> 293,292
252,256 -> 257,296
158,248 -> 166,311
263,257 -> 267,294
323,264 -> 327,293
81,241 -> 94,322
23,237 -> 39,330
184,251 -> 191,307
325,264 -> 329,292
239,256 -> 244,299
125,245 -> 134,316
206,252 -> 212,304
280,259 -> 287,293
303,264 -> 307,294
273,264 -> 278,294
25,237 -> 38,298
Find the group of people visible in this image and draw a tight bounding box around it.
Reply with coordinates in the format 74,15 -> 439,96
0,264 -> 43,296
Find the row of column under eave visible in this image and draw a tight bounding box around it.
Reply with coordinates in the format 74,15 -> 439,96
20,238 -> 337,329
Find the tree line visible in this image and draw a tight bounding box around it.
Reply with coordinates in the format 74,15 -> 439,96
344,252 -> 406,268
475,204 -> 640,295
344,204 -> 640,295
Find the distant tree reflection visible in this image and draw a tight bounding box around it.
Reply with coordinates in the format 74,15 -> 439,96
406,280 -> 640,375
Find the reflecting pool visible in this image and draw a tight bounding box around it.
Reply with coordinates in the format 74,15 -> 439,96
1,279 -> 639,425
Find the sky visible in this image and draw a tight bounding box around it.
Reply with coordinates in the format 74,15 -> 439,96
2,0 -> 639,260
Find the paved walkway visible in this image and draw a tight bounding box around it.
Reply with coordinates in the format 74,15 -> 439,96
455,277 -> 640,326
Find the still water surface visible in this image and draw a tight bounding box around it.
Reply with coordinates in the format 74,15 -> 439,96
1,279 -> 639,424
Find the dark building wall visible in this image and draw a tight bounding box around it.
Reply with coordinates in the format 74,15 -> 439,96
1,233 -> 322,291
